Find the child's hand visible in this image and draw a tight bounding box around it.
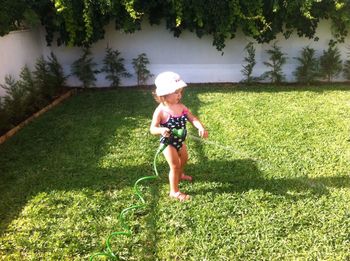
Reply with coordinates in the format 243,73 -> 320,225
198,128 -> 208,139
161,127 -> 171,137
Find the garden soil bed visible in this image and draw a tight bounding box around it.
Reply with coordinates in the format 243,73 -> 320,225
0,89 -> 76,145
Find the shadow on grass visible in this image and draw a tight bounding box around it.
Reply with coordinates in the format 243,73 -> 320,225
0,139 -> 161,259
0,90 -> 156,235
183,83 -> 350,199
189,158 -> 350,199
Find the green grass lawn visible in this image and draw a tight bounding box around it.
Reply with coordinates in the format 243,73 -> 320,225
0,84 -> 349,260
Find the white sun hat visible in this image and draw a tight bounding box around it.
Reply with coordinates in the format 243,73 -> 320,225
155,71 -> 187,96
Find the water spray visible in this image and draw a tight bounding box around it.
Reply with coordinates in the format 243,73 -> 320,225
188,134 -> 236,152
188,134 -> 272,169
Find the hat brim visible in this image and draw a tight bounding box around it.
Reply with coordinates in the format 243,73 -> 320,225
156,80 -> 187,96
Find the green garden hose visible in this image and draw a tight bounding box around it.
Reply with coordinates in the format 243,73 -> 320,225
90,129 -> 185,260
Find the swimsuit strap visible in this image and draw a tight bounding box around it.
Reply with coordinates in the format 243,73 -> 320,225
159,106 -> 188,125
160,107 -> 188,117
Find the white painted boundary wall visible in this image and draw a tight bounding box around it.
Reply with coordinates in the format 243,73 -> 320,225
1,20 -> 350,94
0,28 -> 45,96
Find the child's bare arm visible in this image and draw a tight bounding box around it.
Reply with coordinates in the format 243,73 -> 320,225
150,108 -> 170,137
186,109 -> 208,138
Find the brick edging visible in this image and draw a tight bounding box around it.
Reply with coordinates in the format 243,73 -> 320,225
0,89 -> 75,145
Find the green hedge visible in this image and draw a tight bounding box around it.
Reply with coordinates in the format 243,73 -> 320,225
1,1 -> 350,50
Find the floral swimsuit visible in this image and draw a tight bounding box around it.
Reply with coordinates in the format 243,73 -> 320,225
160,108 -> 188,151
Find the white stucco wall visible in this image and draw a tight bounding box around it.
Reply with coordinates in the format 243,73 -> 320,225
50,20 -> 350,87
1,19 -> 349,93
0,28 -> 44,96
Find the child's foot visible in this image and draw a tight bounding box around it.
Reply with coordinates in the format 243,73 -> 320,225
180,173 -> 193,182
169,191 -> 190,201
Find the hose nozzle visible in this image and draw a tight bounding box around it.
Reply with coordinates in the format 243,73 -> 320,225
156,128 -> 187,154
172,128 -> 187,139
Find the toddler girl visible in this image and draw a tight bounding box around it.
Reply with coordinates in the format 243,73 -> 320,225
150,72 -> 208,201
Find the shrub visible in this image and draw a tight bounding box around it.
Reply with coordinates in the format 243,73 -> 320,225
260,42 -> 287,84
343,61 -> 350,80
0,96 -> 10,134
33,57 -> 53,105
32,53 -> 67,108
343,45 -> 350,80
1,74 -> 29,126
132,53 -> 153,86
319,40 -> 342,82
46,52 -> 67,95
241,42 -> 257,83
0,54 -> 66,136
293,46 -> 319,84
18,64 -> 43,113
101,47 -> 131,87
71,48 -> 99,88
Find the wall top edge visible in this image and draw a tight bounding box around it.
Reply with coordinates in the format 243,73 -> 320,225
8,29 -> 32,35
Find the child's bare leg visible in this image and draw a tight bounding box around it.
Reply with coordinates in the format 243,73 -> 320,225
179,144 -> 192,181
179,144 -> 188,172
163,145 -> 189,201
163,145 -> 180,192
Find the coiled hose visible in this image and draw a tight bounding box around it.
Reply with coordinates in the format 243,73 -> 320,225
89,130 -> 184,260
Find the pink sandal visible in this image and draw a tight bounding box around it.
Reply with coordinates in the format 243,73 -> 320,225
180,173 -> 193,182
169,191 -> 190,201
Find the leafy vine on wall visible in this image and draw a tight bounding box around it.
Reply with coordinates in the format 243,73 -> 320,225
1,0 -> 349,50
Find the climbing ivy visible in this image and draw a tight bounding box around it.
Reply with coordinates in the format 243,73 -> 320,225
1,0 -> 350,51
0,0 -> 40,36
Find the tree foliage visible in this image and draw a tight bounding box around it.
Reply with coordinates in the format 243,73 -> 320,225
260,42 -> 287,84
71,48 -> 99,88
132,53 -> 153,86
241,42 -> 257,83
0,0 -> 41,36
293,46 -> 319,84
1,73 -> 30,124
1,1 -> 350,51
319,40 -> 343,82
0,54 -> 66,135
101,47 -> 131,87
343,45 -> 350,80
